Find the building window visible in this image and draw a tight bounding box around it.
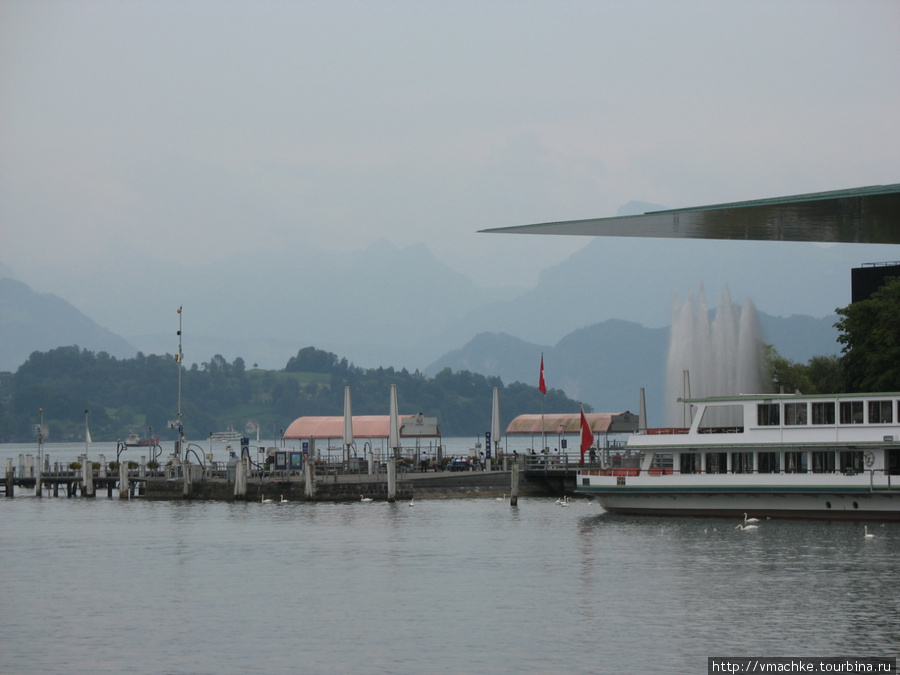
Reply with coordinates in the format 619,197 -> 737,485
839,401 -> 864,424
811,402 -> 835,425
784,403 -> 808,425
757,403 -> 780,426
868,400 -> 893,424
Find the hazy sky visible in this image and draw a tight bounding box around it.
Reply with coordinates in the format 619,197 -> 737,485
2,0 -> 899,290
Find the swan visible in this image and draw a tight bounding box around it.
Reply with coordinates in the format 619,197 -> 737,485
280,495 -> 288,503
261,495 -> 273,503
559,496 -> 570,507
865,526 -> 875,539
744,513 -> 760,524
360,495 -> 373,502
495,494 -> 506,501
408,498 -> 415,507
735,523 -> 758,531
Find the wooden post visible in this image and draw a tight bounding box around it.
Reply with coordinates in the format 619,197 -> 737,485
82,455 -> 95,498
303,456 -> 316,500
5,468 -> 13,498
34,462 -> 42,498
510,461 -> 520,506
119,460 -> 129,500
234,456 -> 247,500
387,457 -> 397,503
182,461 -> 192,499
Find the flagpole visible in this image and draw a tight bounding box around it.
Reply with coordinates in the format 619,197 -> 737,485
539,353 -> 546,453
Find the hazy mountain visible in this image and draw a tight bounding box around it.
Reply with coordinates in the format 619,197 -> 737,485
4,240 -> 523,371
426,312 -> 841,426
0,278 -> 136,371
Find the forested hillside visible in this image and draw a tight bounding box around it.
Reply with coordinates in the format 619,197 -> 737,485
0,346 -> 584,443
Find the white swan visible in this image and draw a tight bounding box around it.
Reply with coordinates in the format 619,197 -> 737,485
261,495 -> 273,503
280,495 -> 288,503
744,513 -> 760,524
495,494 -> 506,501
864,526 -> 875,539
408,498 -> 415,507
558,496 -> 570,507
360,495 -> 373,502
735,523 -> 758,531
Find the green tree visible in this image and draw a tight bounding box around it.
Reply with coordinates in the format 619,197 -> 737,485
835,276 -> 900,392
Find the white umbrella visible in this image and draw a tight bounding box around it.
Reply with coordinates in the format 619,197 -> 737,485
491,386 -> 501,458
389,384 -> 400,457
343,385 -> 354,468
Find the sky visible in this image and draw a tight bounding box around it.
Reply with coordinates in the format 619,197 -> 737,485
2,0 -> 899,292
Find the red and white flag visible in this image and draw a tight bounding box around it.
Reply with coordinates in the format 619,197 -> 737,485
539,354 -> 547,395
580,405 -> 593,464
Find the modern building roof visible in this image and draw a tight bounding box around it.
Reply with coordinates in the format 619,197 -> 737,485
480,183 -> 900,244
506,412 -> 638,435
284,414 -> 440,440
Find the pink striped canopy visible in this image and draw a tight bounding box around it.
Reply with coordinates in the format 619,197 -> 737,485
505,412 -> 638,435
284,415 -> 438,440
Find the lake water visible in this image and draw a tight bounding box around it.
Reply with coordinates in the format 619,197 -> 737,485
3,442 -> 899,674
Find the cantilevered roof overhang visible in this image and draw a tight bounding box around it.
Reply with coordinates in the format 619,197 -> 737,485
480,184 -> 900,244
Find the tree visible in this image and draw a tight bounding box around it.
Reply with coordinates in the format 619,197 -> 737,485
835,276 -> 900,392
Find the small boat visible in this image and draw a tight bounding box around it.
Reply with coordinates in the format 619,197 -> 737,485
124,432 -> 161,447
577,391 -> 900,520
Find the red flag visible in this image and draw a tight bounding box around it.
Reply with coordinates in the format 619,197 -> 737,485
539,354 -> 547,395
580,405 -> 593,464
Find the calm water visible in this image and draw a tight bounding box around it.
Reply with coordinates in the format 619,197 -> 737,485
2,444 -> 899,674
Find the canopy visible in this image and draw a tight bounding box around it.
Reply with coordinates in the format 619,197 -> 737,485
480,184 -> 900,244
284,414 -> 440,440
506,412 -> 638,435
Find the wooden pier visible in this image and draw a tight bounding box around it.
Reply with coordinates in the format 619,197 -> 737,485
2,454 -> 577,501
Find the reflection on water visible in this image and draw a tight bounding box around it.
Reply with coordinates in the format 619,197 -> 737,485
2,490 -> 898,673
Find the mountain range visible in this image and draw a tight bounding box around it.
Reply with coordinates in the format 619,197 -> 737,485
1,268 -> 841,426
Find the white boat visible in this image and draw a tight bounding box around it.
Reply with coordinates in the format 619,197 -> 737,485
209,427 -> 243,442
577,392 -> 900,520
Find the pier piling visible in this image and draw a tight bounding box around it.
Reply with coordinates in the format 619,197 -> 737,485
510,462 -> 519,506
119,461 -> 129,500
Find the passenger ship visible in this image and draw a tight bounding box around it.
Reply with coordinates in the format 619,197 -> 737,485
577,392 -> 900,520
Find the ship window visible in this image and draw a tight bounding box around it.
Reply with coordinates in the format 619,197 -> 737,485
887,450 -> 900,476
811,402 -> 835,425
705,452 -> 727,474
784,451 -> 807,473
731,452 -> 754,474
757,403 -> 780,426
839,401 -> 863,424
868,400 -> 893,424
650,453 -> 672,468
679,452 -> 700,474
840,450 -> 864,474
812,451 -> 835,473
784,403 -> 807,425
758,451 -> 780,473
